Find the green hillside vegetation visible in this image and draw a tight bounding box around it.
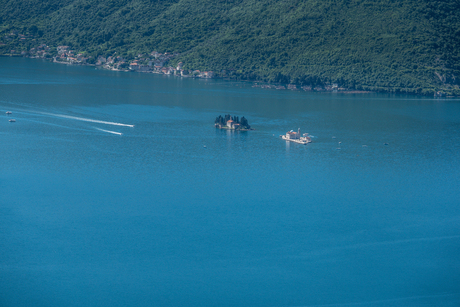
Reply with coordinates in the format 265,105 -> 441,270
1,0 -> 459,95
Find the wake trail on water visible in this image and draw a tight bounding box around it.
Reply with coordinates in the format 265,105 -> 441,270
19,118 -> 94,132
95,127 -> 123,136
33,111 -> 135,127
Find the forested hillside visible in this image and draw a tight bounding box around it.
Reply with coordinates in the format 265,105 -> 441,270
1,0 -> 459,95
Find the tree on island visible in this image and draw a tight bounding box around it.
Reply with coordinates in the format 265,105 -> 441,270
240,116 -> 250,129
215,114 -> 251,129
215,115 -> 226,126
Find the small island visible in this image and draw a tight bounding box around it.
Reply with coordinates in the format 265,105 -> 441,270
215,114 -> 253,131
280,128 -> 312,145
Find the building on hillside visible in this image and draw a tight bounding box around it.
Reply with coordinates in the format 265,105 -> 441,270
129,62 -> 139,70
201,71 -> 214,78
160,67 -> 174,74
57,46 -> 69,54
139,65 -> 150,72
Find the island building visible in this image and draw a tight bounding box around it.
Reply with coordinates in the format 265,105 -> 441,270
226,119 -> 240,129
281,128 -> 312,144
215,114 -> 252,130
286,128 -> 301,139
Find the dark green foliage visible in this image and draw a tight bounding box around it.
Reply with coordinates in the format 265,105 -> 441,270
215,115 -> 227,126
215,114 -> 250,129
1,0 -> 459,95
240,117 -> 250,129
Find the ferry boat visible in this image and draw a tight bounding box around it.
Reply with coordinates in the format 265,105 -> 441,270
280,128 -> 311,145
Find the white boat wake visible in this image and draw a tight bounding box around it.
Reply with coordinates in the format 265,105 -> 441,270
35,111 -> 135,127
95,128 -> 123,136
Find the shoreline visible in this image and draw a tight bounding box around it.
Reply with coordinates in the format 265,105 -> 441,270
2,54 -> 457,97
215,125 -> 254,132
216,126 -> 254,131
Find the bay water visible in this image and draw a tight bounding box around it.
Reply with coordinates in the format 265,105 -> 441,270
1,57 -> 459,307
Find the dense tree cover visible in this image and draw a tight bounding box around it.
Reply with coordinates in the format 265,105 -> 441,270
215,115 -> 251,129
1,0 -> 459,95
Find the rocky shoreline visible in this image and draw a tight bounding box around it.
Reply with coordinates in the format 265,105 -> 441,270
2,43 -> 455,97
1,41 -> 376,94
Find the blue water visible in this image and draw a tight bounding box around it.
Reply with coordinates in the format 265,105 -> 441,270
1,57 -> 459,307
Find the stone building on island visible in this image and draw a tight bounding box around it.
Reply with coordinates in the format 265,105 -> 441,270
215,114 -> 251,130
285,128 -> 301,139
226,119 -> 240,129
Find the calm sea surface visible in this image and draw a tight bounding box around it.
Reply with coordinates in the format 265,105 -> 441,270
1,57 -> 459,307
